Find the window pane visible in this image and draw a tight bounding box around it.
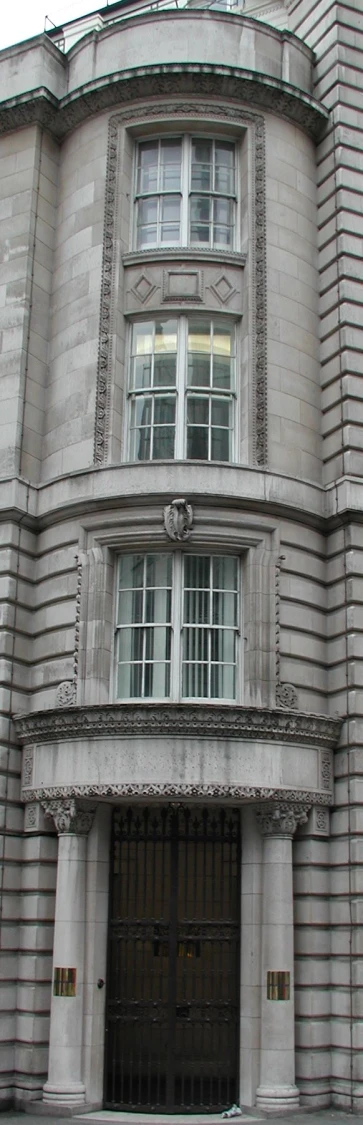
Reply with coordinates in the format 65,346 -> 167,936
184,555 -> 210,589
154,356 -> 177,387
145,661 -> 170,698
160,140 -> 182,191
187,427 -> 208,460
133,322 -> 154,356
145,587 -> 171,623
119,555 -> 144,590
118,661 -> 142,699
187,396 -> 209,425
190,197 -> 211,223
214,197 -> 233,225
154,322 -> 177,353
132,358 -> 152,390
130,425 -> 151,462
214,144 -> 235,194
153,397 -> 175,424
191,140 -> 212,190
211,662 -> 235,699
184,589 -> 209,625
146,554 -> 172,589
145,625 -> 171,661
211,399 -> 230,427
153,427 -> 175,459
182,660 -> 209,698
188,354 -> 210,387
212,591 -> 237,627
213,556 -> 237,590
211,428 -> 230,461
117,589 -> 143,625
137,142 -> 158,193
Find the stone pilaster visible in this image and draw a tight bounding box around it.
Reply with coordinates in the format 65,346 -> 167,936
255,802 -> 309,1111
41,799 -> 96,1106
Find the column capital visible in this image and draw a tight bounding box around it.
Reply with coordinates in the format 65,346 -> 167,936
255,801 -> 309,838
41,797 -> 97,836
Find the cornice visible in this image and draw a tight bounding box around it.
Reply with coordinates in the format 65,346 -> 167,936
14,703 -> 341,748
0,65 -> 328,142
123,249 -> 247,268
4,468 -> 363,533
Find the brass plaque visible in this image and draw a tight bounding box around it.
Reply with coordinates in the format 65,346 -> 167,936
267,970 -> 290,1000
53,967 -> 76,997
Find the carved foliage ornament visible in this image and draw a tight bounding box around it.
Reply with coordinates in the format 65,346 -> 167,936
164,498 -> 193,541
41,798 -> 97,836
255,802 -> 309,837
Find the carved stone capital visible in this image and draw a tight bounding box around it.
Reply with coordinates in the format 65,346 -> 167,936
255,802 -> 310,838
41,798 -> 97,836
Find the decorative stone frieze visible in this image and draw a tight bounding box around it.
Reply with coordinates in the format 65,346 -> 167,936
27,781 -> 332,806
14,703 -> 342,748
41,798 -> 97,836
255,801 -> 309,837
319,749 -> 333,790
163,499 -> 193,541
22,746 -> 34,787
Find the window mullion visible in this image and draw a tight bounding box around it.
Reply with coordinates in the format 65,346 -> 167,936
181,135 -> 190,245
172,552 -> 182,701
176,318 -> 186,458
141,556 -> 147,699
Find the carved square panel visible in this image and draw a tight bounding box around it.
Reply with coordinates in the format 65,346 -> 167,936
162,269 -> 203,302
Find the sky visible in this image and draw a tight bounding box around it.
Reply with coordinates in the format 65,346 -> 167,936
0,0 -> 101,50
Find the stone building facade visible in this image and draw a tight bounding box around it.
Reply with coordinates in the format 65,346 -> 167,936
0,0 -> 362,1112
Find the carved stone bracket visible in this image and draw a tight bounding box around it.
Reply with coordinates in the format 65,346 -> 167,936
255,802 -> 310,837
40,798 -> 97,836
164,498 -> 193,541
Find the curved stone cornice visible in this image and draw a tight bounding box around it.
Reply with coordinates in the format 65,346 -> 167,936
0,64 -> 328,141
14,703 -> 341,748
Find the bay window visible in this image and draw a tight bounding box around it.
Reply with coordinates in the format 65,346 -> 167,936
135,136 -> 236,250
128,317 -> 235,462
115,553 -> 239,702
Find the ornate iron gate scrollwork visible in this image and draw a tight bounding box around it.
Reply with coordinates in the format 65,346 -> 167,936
106,805 -> 241,1111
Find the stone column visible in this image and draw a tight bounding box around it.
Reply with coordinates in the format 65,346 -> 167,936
41,798 -> 96,1106
254,802 -> 309,1112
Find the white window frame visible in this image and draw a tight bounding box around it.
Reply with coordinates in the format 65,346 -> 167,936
114,550 -> 242,704
133,134 -> 237,251
126,315 -> 237,463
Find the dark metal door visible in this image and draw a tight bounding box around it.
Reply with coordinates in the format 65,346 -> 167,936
106,805 -> 240,1111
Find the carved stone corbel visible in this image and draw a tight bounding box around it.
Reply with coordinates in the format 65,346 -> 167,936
163,498 -> 193,541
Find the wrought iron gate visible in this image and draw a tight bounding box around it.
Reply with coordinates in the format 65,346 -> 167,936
106,805 -> 240,1111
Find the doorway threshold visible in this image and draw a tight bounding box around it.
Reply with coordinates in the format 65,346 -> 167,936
73,1114 -> 264,1125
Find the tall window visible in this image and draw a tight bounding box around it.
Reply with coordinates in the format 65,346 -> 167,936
115,553 -> 239,701
135,136 -> 236,250
128,318 -> 235,462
